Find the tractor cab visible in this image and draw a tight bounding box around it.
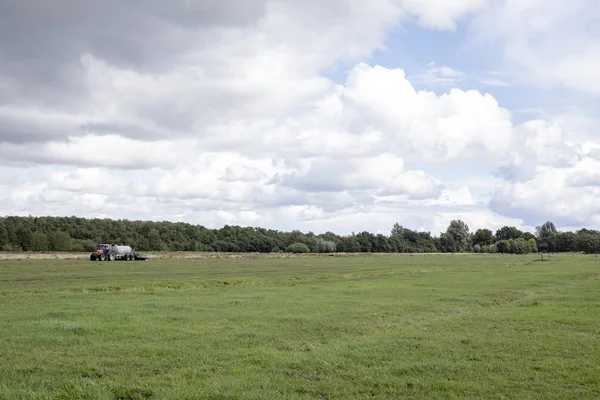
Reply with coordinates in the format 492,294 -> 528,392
90,244 -> 113,261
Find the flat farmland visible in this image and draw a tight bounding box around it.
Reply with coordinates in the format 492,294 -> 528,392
0,254 -> 599,399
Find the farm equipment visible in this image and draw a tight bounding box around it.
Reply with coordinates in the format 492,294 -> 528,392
89,244 -> 148,261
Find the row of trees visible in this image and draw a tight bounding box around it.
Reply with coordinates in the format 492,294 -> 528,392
441,220 -> 600,254
0,216 -> 599,254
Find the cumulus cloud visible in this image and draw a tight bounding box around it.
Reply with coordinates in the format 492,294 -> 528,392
490,157 -> 600,227
400,0 -> 492,30
469,0 -> 600,95
1,0 -> 599,234
494,119 -> 583,182
275,153 -> 443,200
487,113 -> 600,227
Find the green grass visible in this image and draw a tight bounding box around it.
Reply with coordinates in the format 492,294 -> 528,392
0,253 -> 599,399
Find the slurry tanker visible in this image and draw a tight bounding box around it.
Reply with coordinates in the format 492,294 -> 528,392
90,243 -> 148,261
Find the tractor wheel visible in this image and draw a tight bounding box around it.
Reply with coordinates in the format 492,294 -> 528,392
109,252 -> 115,261
90,254 -> 96,261
100,253 -> 106,261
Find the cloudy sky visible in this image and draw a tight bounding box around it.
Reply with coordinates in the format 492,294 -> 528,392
1,0 -> 599,235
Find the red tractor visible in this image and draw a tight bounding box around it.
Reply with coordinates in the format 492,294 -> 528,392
90,243 -> 146,261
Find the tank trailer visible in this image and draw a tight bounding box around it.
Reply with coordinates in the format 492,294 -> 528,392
90,244 -> 148,261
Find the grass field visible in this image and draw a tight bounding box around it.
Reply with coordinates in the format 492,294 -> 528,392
1,253 -> 599,399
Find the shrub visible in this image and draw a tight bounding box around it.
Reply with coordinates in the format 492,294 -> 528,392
72,239 -> 97,252
481,245 -> 490,253
314,238 -> 336,253
489,244 -> 497,253
1,243 -> 21,252
528,238 -> 538,253
496,240 -> 510,253
69,242 -> 86,253
286,243 -> 310,253
48,231 -> 71,252
211,241 -> 239,252
511,238 -> 529,254
473,244 -> 481,253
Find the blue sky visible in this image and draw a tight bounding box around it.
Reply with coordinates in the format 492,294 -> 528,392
0,0 -> 599,235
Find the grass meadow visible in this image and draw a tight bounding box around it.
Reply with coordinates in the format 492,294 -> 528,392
0,253 -> 599,399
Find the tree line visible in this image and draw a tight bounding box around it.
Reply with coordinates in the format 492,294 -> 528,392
0,216 -> 599,254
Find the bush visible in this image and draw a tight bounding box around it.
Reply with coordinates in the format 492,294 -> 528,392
496,240 -> 510,253
69,242 -> 86,253
510,238 -> 529,254
489,244 -> 497,253
473,244 -> 481,253
72,239 -> 97,252
528,238 -> 538,253
211,241 -> 239,252
481,245 -> 490,253
492,238 -> 535,254
286,243 -> 310,253
48,231 -> 71,252
1,243 -> 21,252
314,238 -> 336,253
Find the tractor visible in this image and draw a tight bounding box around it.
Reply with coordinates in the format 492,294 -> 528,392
90,243 -> 140,261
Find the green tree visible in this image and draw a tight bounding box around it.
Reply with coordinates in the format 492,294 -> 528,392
286,243 -> 310,253
496,240 -> 510,254
446,220 -> 470,251
211,241 -> 239,252
574,231 -> 600,254
391,223 -> 404,237
495,226 -> 523,241
30,231 -> 49,251
314,238 -> 336,253
472,229 -> 494,246
438,232 -> 458,253
528,238 -> 538,253
555,232 -> 576,252
510,238 -> 530,254
0,219 -> 8,249
338,234 -> 360,253
355,232 -> 374,252
147,229 -> 162,251
48,231 -> 71,251
15,226 -> 33,251
536,221 -> 558,252
520,232 -> 535,241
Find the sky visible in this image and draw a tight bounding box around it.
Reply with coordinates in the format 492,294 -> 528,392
1,0 -> 600,236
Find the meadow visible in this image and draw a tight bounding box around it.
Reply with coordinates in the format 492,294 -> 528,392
0,253 -> 599,399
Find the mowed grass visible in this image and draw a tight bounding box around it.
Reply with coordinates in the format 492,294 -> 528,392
0,254 -> 599,399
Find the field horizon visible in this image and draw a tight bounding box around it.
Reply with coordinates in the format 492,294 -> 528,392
0,250 -> 549,261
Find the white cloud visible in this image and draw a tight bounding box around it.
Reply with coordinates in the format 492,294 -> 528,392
427,186 -> 477,207
410,64 -> 465,86
469,0 -> 600,95
495,119 -> 584,183
490,156 -> 600,226
400,0 -> 492,30
342,64 -> 516,162
478,79 -> 509,87
1,0 -> 600,236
